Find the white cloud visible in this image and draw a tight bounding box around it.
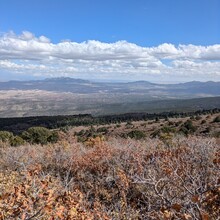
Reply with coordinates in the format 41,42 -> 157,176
20,31 -> 35,40
0,31 -> 219,81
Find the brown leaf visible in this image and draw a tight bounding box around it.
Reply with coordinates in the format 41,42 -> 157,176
172,203 -> 182,212
191,195 -> 199,203
201,212 -> 210,220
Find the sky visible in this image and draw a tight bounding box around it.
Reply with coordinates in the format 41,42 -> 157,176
0,0 -> 219,82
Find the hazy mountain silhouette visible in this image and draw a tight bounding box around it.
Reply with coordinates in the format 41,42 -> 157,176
0,77 -> 219,96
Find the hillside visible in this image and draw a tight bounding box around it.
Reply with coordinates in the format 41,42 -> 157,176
0,111 -> 219,219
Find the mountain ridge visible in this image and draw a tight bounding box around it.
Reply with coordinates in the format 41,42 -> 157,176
1,77 -> 219,84
0,77 -> 219,96
0,77 -> 219,117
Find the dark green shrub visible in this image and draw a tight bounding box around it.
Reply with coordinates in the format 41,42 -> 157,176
0,131 -> 25,147
76,129 -> 85,136
179,120 -> 197,135
127,130 -> 146,140
0,131 -> 14,142
22,127 -> 58,145
150,129 -> 161,138
179,127 -> 189,135
97,127 -> 108,134
201,127 -> 211,134
175,121 -> 182,126
184,120 -> 196,131
10,136 -> 25,147
47,131 -> 59,143
195,116 -> 202,120
60,126 -> 70,133
126,121 -> 133,126
201,120 -> 206,124
164,116 -> 169,121
155,117 -> 159,122
89,126 -> 96,133
168,121 -> 174,126
76,126 -> 101,143
161,126 -> 176,133
77,136 -> 86,143
212,131 -> 220,138
213,116 -> 220,123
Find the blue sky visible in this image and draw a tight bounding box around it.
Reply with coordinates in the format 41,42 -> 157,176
0,0 -> 220,82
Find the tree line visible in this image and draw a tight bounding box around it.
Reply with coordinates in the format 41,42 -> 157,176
0,108 -> 219,134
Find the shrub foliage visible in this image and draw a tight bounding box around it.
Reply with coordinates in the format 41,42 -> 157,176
22,127 -> 58,145
0,136 -> 219,219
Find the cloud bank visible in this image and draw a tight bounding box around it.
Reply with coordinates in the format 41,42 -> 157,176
0,31 -> 220,82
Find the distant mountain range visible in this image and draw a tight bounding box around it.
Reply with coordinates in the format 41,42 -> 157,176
0,77 -> 220,97
0,77 -> 220,117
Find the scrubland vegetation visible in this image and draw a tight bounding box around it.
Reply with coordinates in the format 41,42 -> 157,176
0,113 -> 219,219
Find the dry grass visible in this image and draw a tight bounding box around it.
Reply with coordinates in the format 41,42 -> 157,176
0,136 -> 219,219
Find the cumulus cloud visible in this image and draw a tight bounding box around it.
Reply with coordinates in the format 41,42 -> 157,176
0,31 -> 219,81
